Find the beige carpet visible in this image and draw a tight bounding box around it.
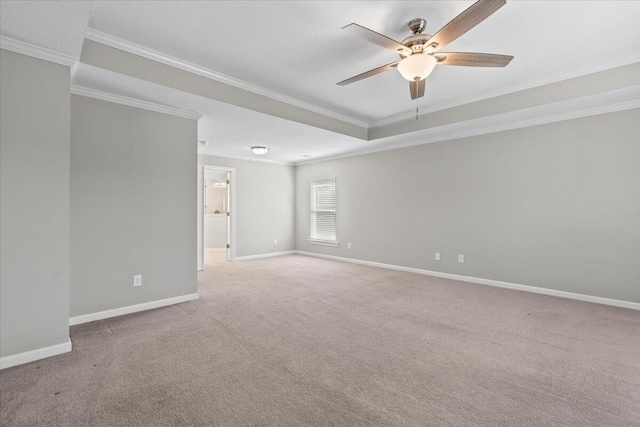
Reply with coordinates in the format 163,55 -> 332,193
205,247 -> 228,265
1,252 -> 639,426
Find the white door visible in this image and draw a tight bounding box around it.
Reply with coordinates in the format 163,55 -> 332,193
197,164 -> 204,271
226,172 -> 231,261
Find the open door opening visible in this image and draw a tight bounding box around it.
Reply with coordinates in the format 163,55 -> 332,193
204,170 -> 229,264
197,165 -> 235,271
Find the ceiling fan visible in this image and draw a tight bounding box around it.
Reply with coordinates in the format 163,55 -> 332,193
337,0 -> 513,101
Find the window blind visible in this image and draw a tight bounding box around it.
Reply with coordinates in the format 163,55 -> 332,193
310,178 -> 336,242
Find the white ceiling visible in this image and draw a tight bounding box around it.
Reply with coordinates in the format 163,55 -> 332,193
0,0 -> 92,57
72,61 -> 640,166
87,0 -> 640,124
72,63 -> 365,164
2,1 -> 639,164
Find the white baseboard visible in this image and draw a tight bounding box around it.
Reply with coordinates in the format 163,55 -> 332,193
295,251 -> 640,311
0,338 -> 72,370
235,250 -> 296,261
69,293 -> 200,326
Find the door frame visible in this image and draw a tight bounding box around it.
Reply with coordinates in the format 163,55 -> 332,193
198,164 -> 236,270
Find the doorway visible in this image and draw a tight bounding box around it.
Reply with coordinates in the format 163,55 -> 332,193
197,165 -> 236,271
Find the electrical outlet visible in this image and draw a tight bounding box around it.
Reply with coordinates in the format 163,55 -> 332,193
458,255 -> 464,263
435,252 -> 440,261
133,274 -> 142,287
347,243 -> 352,249
273,238 -> 278,245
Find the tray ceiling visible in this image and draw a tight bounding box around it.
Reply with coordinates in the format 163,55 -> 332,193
87,1 -> 640,124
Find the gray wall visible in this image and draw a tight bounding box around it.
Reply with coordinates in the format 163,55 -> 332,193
296,109 -> 640,303
0,50 -> 71,357
198,155 -> 295,257
71,95 -> 198,317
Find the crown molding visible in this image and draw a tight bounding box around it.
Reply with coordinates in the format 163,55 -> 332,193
82,30 -> 639,132
71,85 -> 202,120
0,35 -> 77,67
370,55 -> 640,128
297,87 -> 640,166
84,28 -> 369,129
198,151 -> 295,166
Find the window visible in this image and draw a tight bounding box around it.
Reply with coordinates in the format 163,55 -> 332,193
308,178 -> 338,246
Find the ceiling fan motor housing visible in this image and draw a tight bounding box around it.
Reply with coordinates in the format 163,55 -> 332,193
398,18 -> 433,57
400,33 -> 433,57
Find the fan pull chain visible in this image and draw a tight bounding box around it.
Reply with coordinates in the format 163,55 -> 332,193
415,78 -> 419,120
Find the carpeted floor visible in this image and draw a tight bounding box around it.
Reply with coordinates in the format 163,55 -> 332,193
1,251 -> 639,426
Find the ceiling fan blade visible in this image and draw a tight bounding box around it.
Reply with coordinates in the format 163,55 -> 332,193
427,0 -> 506,52
337,61 -> 399,86
434,52 -> 513,67
409,79 -> 425,100
343,23 -> 411,55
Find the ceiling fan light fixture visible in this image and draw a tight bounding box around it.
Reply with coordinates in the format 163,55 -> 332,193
397,54 -> 437,82
250,146 -> 269,155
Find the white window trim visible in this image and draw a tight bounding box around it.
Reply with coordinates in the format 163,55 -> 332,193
309,177 -> 338,246
307,238 -> 340,247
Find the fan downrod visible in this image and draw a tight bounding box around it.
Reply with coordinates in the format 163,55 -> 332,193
408,18 -> 427,34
